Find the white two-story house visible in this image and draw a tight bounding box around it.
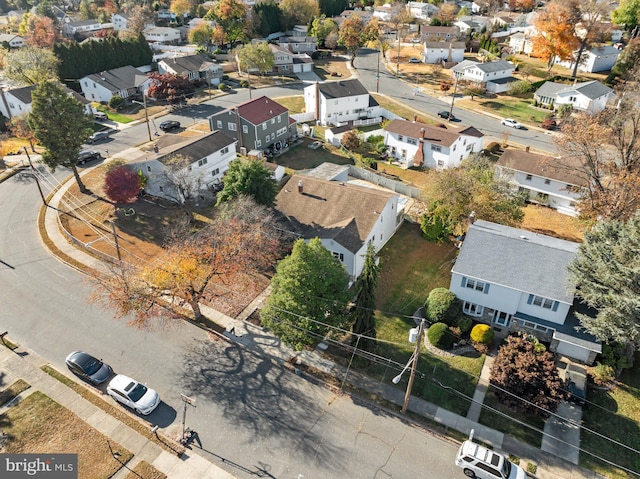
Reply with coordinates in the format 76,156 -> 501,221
555,45 -> 620,73
274,175 -> 401,281
0,84 -> 92,119
80,65 -> 151,103
451,59 -> 516,93
423,41 -> 466,64
495,149 -> 587,217
0,33 -> 25,48
131,130 -> 237,202
304,79 -> 383,126
407,1 -> 438,20
383,119 -> 484,169
450,219 -> 601,364
143,26 -> 181,44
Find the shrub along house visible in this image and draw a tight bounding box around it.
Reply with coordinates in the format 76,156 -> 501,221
450,219 -> 601,364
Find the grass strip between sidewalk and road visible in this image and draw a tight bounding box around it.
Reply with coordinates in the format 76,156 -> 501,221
41,365 -> 185,457
0,379 -> 31,406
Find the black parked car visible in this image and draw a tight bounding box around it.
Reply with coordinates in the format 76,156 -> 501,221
160,120 -> 181,132
437,111 -> 457,121
77,150 -> 102,165
65,351 -> 113,385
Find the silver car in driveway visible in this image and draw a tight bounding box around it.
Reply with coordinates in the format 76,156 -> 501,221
106,374 -> 160,415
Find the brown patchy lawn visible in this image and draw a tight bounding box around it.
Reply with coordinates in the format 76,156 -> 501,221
2,391 -> 131,478
313,57 -> 352,80
124,461 -> 167,479
521,204 -> 586,243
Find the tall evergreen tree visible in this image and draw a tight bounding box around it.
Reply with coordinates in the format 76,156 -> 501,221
28,82 -> 93,192
351,243 -> 379,351
216,158 -> 277,207
568,213 -> 640,368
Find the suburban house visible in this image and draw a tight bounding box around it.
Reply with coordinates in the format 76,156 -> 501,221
80,65 -> 151,103
130,131 -> 237,202
274,175 -> 401,281
143,26 -> 181,44
450,219 -> 601,365
495,149 -> 586,217
555,45 -> 620,73
208,96 -> 297,154
338,9 -> 373,24
62,19 -> 107,39
383,119 -> 484,169
269,43 -> 295,74
534,80 -> 615,114
423,41 -> 466,64
451,59 -> 517,93
304,79 -> 383,127
0,33 -> 25,48
277,35 -> 317,54
373,4 -> 393,21
421,25 -> 460,41
454,16 -> 492,34
407,1 -> 438,20
509,31 -> 534,55
111,13 -> 129,31
156,9 -> 178,21
158,53 -> 223,85
0,84 -> 92,119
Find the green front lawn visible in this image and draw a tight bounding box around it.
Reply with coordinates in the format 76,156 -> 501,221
474,96 -> 550,125
580,366 -> 640,479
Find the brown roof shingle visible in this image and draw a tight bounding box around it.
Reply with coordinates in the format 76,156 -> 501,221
235,96 -> 288,125
384,119 -> 483,147
496,149 -> 588,187
275,176 -> 395,253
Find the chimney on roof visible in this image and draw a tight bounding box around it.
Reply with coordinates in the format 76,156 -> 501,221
420,128 -> 425,139
298,180 -> 303,193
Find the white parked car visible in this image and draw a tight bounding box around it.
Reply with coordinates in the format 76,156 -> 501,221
455,438 -> 527,479
501,118 -> 523,129
106,374 -> 160,415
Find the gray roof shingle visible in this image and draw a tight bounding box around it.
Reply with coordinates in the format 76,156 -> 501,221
452,220 -> 578,303
318,79 -> 369,99
84,65 -> 148,93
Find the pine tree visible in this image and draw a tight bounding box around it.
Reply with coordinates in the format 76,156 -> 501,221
351,243 -> 380,351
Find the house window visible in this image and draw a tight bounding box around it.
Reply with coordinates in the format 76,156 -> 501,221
146,166 -> 151,172
212,168 -> 220,176
493,311 -> 511,326
242,125 -> 248,133
525,174 -> 532,181
256,139 -> 262,148
407,138 -> 417,145
465,278 -> 487,292
570,96 -> 576,102
262,123 -> 267,130
271,118 -> 276,124
453,145 -> 456,151
221,146 -> 229,154
437,160 -> 444,167
159,186 -> 163,192
216,120 -> 222,129
463,301 -> 484,317
431,145 -> 442,152
265,135 -> 270,143
466,144 -> 473,152
398,135 -> 404,141
228,122 -> 236,131
530,295 -> 556,310
198,158 -> 208,167
271,133 -> 275,141
332,251 -> 344,262
277,127 -> 287,136
278,116 -> 282,123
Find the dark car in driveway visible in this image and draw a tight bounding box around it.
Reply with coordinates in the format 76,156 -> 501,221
566,363 -> 587,406
160,120 -> 181,132
65,351 -> 113,385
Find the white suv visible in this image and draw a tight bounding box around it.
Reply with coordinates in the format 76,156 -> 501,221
455,439 -> 527,479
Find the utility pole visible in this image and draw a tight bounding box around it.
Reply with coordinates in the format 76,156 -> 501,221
448,76 -> 459,122
24,148 -> 47,207
376,43 -> 381,93
143,94 -> 152,142
401,318 -> 426,414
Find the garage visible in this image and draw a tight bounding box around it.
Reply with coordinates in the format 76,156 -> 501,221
551,331 -> 601,365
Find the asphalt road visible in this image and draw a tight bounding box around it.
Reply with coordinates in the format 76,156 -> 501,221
0,168 -> 464,478
353,48 -> 558,154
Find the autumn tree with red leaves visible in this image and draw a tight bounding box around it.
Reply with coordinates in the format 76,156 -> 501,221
104,165 -> 141,204
490,334 -> 567,417
24,15 -> 59,48
146,72 -> 195,105
91,196 -> 283,325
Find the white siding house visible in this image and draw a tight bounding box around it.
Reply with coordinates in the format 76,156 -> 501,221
383,120 -> 484,169
0,33 -> 25,48
495,149 -> 587,217
304,79 -> 383,126
158,53 -> 223,85
144,26 -> 181,44
131,131 -> 237,202
451,59 -> 516,93
80,65 -> 150,103
274,175 -> 401,281
555,45 -> 620,73
450,220 -> 601,364
423,41 -> 465,64
0,85 -> 92,119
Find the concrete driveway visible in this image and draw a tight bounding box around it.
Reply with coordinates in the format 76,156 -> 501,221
541,401 -> 582,464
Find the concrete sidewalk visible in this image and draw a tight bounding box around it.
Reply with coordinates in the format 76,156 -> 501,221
0,345 -> 234,479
